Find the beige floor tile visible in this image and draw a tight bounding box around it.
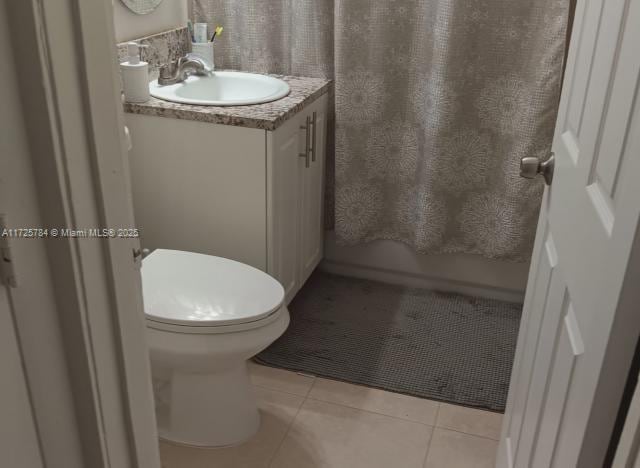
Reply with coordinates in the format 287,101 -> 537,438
436,403 -> 503,440
424,428 -> 498,468
249,362 -> 315,396
159,386 -> 304,468
308,378 -> 439,426
270,398 -> 432,468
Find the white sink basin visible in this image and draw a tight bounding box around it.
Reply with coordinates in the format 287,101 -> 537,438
149,71 -> 290,106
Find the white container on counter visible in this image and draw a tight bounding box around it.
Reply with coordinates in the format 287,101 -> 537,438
120,42 -> 150,103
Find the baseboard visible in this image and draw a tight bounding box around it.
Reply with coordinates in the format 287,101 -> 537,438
320,260 -> 525,303
505,437 -> 515,468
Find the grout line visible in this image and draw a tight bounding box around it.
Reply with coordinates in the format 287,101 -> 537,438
306,373 -> 319,395
302,375 -> 317,398
252,382 -> 313,398
436,426 -> 502,442
434,401 -> 442,426
304,394 -> 437,427
433,402 -> 442,427
250,363 -> 317,398
421,418 -> 437,467
423,401 -> 445,467
253,373 -> 501,438
267,391 -> 308,467
433,403 -> 502,441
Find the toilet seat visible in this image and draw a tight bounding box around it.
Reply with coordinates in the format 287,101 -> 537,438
142,249 -> 285,333
145,307 -> 285,334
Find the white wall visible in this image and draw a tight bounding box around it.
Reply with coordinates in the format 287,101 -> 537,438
112,0 -> 188,42
323,233 -> 530,302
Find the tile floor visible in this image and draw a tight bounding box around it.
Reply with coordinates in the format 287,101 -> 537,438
160,362 -> 502,468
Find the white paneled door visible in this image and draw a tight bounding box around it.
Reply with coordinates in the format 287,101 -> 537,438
497,0 -> 640,467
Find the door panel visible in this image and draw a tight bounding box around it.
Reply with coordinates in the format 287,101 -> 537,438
514,259 -> 566,466
498,0 -> 640,466
505,226 -> 556,455
0,287 -> 44,468
563,0 -> 601,138
531,301 -> 581,468
268,115 -> 303,304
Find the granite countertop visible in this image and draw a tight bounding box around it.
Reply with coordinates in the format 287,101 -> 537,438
123,73 -> 331,131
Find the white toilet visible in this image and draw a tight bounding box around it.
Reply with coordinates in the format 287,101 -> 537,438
141,249 -> 290,447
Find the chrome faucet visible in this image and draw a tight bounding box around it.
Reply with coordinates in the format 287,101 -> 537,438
158,55 -> 212,85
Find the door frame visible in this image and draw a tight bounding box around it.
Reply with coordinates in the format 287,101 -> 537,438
591,222 -> 640,464
7,0 -> 639,467
6,1 -> 159,467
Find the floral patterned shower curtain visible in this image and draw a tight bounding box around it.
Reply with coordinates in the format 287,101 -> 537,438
194,0 -> 569,261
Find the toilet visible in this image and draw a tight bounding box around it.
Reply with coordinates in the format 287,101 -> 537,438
141,249 -> 290,447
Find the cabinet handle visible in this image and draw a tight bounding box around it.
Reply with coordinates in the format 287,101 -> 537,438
310,111 -> 317,162
299,116 -> 311,168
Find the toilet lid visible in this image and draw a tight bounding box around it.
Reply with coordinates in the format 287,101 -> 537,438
141,249 -> 285,327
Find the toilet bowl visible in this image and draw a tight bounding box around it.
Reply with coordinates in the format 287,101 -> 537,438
142,249 -> 289,447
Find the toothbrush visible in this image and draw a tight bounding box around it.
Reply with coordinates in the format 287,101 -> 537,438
209,26 -> 223,42
187,21 -> 195,42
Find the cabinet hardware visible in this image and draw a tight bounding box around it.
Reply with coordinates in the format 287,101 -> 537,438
299,116 -> 311,168
310,111 -> 317,162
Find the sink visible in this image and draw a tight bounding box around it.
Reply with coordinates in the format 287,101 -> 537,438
149,71 -> 290,106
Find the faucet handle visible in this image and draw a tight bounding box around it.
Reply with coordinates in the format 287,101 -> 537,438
159,59 -> 177,79
184,54 -> 213,74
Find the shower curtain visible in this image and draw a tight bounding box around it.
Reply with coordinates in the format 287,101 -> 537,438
193,0 -> 569,261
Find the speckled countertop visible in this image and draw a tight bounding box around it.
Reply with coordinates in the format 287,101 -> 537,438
123,73 -> 331,131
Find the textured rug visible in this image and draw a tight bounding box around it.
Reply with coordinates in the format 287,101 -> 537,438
256,271 -> 522,412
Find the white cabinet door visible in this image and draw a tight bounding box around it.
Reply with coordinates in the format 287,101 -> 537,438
497,0 -> 640,466
298,95 -> 328,287
267,112 -> 306,304
268,95 -> 327,302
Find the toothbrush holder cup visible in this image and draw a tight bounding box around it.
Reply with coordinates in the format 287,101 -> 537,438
191,42 -> 215,70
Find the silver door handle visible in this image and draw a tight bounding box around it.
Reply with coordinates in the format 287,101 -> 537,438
310,111 -> 317,162
520,152 -> 554,185
133,247 -> 150,262
299,116 -> 311,168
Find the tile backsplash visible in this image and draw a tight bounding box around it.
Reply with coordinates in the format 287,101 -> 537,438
116,26 -> 190,72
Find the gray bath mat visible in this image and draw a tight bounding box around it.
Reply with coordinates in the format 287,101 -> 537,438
256,271 -> 522,412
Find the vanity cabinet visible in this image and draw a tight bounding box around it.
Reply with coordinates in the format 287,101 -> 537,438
126,93 -> 327,303
268,96 -> 327,301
